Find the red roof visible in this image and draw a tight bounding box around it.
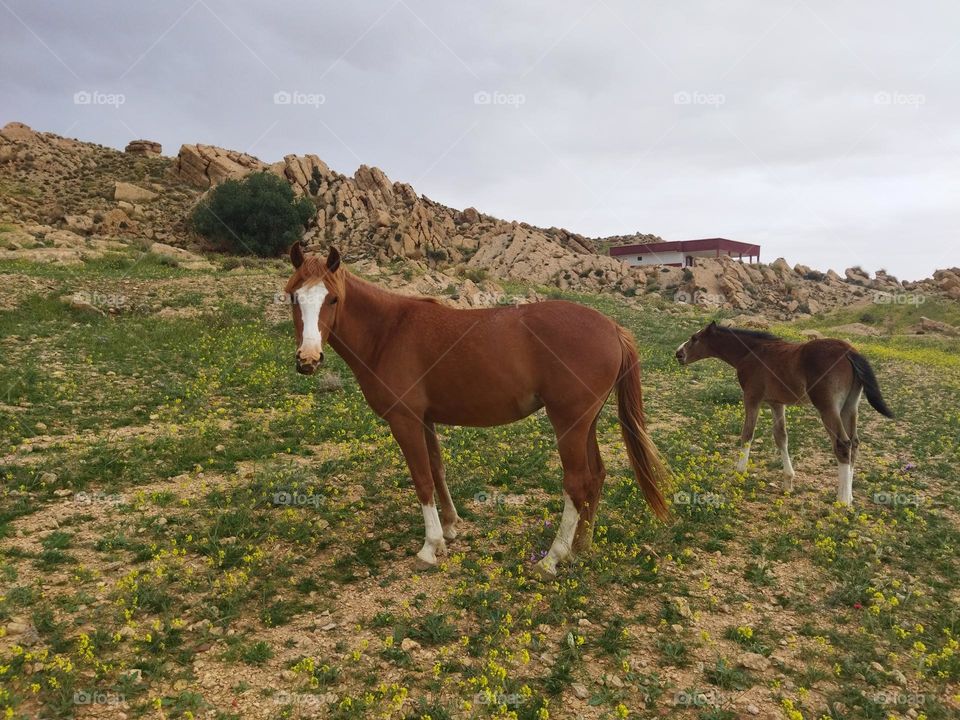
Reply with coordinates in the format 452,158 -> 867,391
610,238 -> 760,257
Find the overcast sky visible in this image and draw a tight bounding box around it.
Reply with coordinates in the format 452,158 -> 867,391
2,1 -> 957,279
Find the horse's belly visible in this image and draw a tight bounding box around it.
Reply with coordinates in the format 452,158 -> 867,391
426,392 -> 543,427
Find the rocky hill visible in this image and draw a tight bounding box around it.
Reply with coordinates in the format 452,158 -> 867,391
2,121 -> 957,319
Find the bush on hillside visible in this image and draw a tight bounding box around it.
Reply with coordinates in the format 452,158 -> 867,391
190,172 -> 315,257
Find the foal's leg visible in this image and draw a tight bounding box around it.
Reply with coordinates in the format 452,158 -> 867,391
573,419 -> 605,555
771,403 -> 795,490
424,422 -> 461,541
389,417 -> 446,566
817,404 -> 854,505
736,397 -> 761,472
841,387 -> 862,470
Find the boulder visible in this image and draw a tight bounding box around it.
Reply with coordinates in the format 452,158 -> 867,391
125,139 -> 162,156
0,121 -> 36,143
114,181 -> 157,203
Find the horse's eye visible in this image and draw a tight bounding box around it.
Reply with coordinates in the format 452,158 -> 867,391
328,297 -> 338,305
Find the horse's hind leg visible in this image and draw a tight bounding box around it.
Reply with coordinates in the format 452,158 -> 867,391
573,418 -> 605,555
537,409 -> 597,577
425,422 -> 460,541
771,402 -> 795,490
816,401 -> 854,505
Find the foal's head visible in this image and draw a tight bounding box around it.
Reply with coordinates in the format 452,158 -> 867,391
675,321 -> 718,365
285,243 -> 344,375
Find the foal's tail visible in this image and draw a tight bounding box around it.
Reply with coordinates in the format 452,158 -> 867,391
615,326 -> 670,520
848,351 -> 895,419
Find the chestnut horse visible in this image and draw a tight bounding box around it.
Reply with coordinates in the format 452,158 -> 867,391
285,243 -> 669,576
675,321 -> 893,504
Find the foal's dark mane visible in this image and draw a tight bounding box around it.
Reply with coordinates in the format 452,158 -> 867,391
714,325 -> 782,342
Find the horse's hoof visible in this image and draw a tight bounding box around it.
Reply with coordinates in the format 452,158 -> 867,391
531,560 -> 558,581
413,556 -> 438,571
442,523 -> 460,541
782,474 -> 795,492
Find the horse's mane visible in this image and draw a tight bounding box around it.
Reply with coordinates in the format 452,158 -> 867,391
714,325 -> 781,342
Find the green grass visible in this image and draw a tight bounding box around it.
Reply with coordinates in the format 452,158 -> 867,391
0,257 -> 958,719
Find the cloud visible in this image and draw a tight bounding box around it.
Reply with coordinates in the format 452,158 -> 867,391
1,0 -> 957,279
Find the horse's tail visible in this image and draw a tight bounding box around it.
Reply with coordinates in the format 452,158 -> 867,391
615,325 -> 670,520
848,351 -> 895,419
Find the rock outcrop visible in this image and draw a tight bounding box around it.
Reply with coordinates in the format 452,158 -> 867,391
125,139 -> 162,156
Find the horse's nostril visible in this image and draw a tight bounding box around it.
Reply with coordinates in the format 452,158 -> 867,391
319,352 -> 325,362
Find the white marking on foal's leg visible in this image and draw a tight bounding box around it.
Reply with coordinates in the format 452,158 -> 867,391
537,493 -> 579,576
836,464 -> 853,505
736,442 -> 751,472
416,503 -> 445,565
781,448 -> 795,491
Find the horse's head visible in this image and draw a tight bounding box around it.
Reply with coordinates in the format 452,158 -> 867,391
285,243 -> 343,376
675,320 -> 717,365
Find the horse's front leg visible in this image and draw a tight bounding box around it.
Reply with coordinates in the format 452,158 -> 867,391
736,397 -> 761,472
389,416 -> 446,567
425,422 -> 460,541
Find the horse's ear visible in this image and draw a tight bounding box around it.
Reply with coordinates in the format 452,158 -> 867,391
290,241 -> 305,269
708,320 -> 718,329
326,246 -> 341,273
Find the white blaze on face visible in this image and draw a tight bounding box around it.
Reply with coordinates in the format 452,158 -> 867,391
676,341 -> 687,363
295,283 -> 328,362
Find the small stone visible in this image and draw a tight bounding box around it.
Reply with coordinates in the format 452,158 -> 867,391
321,622 -> 337,631
400,637 -> 420,652
670,623 -> 683,634
53,488 -> 72,497
571,683 -> 589,700
746,704 -> 760,715
39,472 -> 58,484
577,618 -> 592,627
870,661 -> 885,673
739,652 -> 771,672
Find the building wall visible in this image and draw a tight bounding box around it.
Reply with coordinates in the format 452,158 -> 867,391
618,250 -> 684,266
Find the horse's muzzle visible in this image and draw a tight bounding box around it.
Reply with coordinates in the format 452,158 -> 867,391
296,352 -> 324,375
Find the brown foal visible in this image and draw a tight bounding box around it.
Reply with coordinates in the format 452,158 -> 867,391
285,244 -> 669,576
676,321 -> 894,504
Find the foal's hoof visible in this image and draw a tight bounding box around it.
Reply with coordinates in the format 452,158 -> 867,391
782,474 -> 795,492
442,521 -> 460,542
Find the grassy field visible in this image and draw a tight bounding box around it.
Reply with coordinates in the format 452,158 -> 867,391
1,249 -> 959,720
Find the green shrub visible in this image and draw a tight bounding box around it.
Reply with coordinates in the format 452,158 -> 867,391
190,172 -> 315,257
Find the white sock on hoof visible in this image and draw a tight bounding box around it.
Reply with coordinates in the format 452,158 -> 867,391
417,503 -> 445,565
736,442 -> 752,472
781,448 -> 794,478
539,493 -> 579,573
837,464 -> 853,505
